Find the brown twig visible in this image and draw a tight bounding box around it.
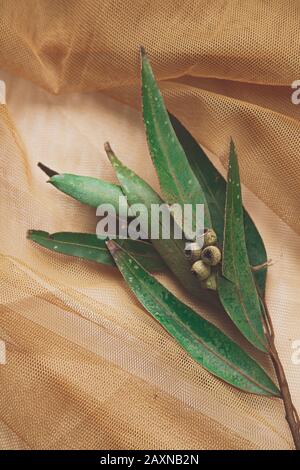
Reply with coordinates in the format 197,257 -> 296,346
261,297 -> 300,450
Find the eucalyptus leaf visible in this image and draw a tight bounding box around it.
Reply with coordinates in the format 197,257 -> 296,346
105,144 -> 204,299
38,162 -> 130,216
218,142 -> 267,352
107,239 -> 279,397
141,48 -> 211,236
169,114 -> 267,294
27,230 -> 165,272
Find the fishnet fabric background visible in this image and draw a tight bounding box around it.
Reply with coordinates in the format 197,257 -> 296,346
0,0 -> 299,449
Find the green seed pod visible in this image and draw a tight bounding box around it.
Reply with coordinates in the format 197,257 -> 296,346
201,246 -> 222,266
191,260 -> 211,280
204,228 -> 217,246
201,273 -> 217,291
184,242 -> 202,262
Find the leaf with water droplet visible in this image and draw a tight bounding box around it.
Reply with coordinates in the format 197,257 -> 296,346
27,230 -> 165,272
105,144 -> 206,300
107,239 -> 279,396
218,142 -> 267,352
169,114 -> 267,295
141,48 -> 211,237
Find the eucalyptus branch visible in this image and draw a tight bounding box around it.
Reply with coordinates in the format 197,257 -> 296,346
28,48 -> 298,451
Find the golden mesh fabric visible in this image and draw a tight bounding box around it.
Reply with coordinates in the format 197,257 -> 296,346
0,0 -> 299,450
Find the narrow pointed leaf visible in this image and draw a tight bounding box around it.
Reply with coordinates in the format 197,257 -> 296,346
38,163 -> 129,216
141,48 -> 211,236
27,230 -> 165,272
218,142 -> 267,352
50,174 -> 129,215
169,113 -> 267,294
107,240 -> 279,397
105,144 -> 204,299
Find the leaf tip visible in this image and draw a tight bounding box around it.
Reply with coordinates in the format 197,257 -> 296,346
104,141 -> 112,154
104,142 -> 119,168
37,162 -> 59,178
27,229 -> 48,240
104,141 -> 114,161
140,45 -> 146,59
26,229 -> 33,239
229,138 -> 237,161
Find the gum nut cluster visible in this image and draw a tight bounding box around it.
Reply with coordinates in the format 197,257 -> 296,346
185,229 -> 222,284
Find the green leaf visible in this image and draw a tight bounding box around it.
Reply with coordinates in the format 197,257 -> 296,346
50,174 -> 129,215
141,48 -> 211,236
105,144 -> 204,299
27,230 -> 165,272
107,239 -> 279,397
38,162 -> 129,216
218,142 -> 267,352
169,113 -> 267,295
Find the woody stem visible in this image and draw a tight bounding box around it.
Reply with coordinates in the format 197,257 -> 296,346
262,297 -> 300,450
